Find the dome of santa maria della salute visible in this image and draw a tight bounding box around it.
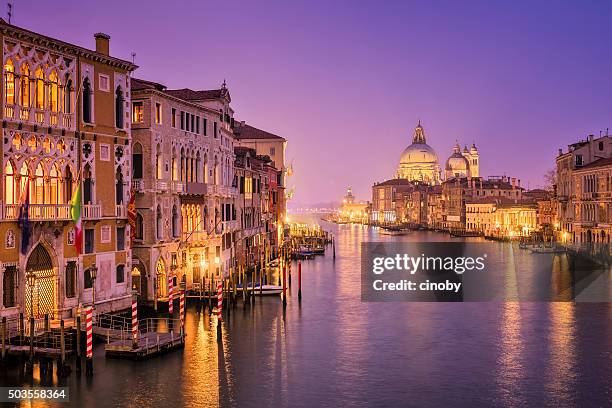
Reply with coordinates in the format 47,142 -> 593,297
397,122 -> 441,185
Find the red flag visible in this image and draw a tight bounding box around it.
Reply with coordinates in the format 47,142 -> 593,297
127,191 -> 136,247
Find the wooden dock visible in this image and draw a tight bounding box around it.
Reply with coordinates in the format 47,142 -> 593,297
105,332 -> 184,360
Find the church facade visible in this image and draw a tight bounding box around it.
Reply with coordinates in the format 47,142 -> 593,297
396,121 -> 479,184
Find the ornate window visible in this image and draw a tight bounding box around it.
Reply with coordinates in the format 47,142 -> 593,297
49,70 -> 59,112
35,67 -> 45,109
82,77 -> 92,123
135,212 -> 144,240
133,143 -> 143,179
4,161 -> 16,204
48,163 -> 62,204
64,165 -> 73,201
4,59 -> 15,105
115,86 -> 124,129
32,162 -> 44,204
156,205 -> 162,240
64,75 -> 72,114
19,63 -> 30,108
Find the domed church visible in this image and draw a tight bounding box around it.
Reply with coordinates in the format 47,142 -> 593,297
445,142 -> 479,179
397,121 -> 441,185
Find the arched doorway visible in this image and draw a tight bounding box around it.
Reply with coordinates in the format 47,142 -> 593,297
155,258 -> 166,298
25,244 -> 56,318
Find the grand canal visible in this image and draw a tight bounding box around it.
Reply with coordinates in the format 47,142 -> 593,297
2,218 -> 612,407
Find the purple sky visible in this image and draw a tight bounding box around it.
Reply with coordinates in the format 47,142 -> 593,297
16,1 -> 612,205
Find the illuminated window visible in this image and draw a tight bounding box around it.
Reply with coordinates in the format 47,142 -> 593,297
33,162 -> 44,204
132,102 -> 143,123
155,103 -> 162,124
4,161 -> 15,204
35,67 -> 45,109
28,135 -> 37,152
12,133 -> 21,150
19,63 -> 30,108
171,108 -> 176,127
49,70 -> 59,112
4,59 -> 15,105
48,164 -> 62,204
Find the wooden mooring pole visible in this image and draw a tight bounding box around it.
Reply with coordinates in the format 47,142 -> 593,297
76,315 -> 82,373
85,307 -> 93,376
298,260 -> 302,302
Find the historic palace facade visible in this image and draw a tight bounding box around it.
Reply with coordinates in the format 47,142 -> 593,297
0,21 -> 287,319
0,22 -> 137,319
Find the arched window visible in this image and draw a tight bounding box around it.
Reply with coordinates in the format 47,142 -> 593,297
171,147 -> 177,181
35,67 -> 45,110
156,144 -> 162,179
196,152 -> 201,183
32,162 -> 44,204
4,161 -> 16,204
64,75 -> 72,113
115,86 -> 124,129
19,63 -> 30,108
82,77 -> 92,123
180,148 -> 185,182
135,213 -> 144,240
203,154 -> 208,184
4,59 -> 15,105
48,164 -> 62,204
64,166 -> 73,202
190,152 -> 195,182
156,205 -> 162,240
133,142 -> 143,179
214,156 -> 219,185
49,70 -> 59,112
116,167 -> 124,205
172,205 -> 179,237
83,164 -> 93,204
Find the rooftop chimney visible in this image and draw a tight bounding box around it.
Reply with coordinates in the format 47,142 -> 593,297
558,148 -> 563,156
94,33 -> 110,56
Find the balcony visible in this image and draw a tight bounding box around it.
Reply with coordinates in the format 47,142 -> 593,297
184,182 -> 207,195
172,182 -> 185,194
115,204 -> 127,218
132,179 -> 145,192
2,203 -> 70,221
82,204 -> 102,220
156,181 -> 168,191
3,104 -> 76,131
222,220 -> 238,232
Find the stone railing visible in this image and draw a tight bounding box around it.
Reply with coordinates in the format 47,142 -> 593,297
132,179 -> 145,192
2,203 -> 71,221
3,104 -> 76,130
82,204 -> 102,220
115,204 -> 127,218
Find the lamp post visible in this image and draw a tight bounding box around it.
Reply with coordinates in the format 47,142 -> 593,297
26,269 -> 36,319
90,263 -> 98,313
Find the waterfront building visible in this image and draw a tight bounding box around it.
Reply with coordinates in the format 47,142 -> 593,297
555,134 -> 612,243
338,187 -> 369,223
0,22 -> 137,319
371,178 -> 415,225
442,176 -> 523,230
569,157 -> 612,244
233,122 -> 286,252
233,146 -> 271,271
466,197 -> 537,238
426,185 -> 444,229
130,78 -> 238,302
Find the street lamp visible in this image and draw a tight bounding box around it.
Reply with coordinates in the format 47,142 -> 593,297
26,269 -> 36,318
90,263 -> 98,311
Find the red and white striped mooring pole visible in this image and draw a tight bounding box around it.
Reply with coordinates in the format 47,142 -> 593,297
85,306 -> 93,375
131,296 -> 138,348
168,274 -> 174,315
179,289 -> 185,333
217,279 -> 223,340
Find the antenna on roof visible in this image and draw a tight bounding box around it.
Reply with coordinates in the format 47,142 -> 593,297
131,52 -> 136,64
7,2 -> 12,24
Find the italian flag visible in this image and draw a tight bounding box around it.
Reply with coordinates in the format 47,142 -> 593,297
70,185 -> 83,254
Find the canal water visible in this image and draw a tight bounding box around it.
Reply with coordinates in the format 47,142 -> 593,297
2,218 -> 611,407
